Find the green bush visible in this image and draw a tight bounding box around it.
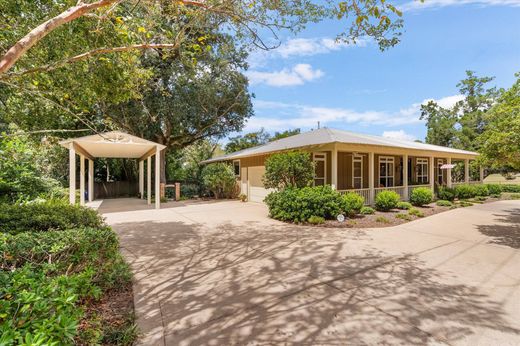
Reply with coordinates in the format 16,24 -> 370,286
437,186 -> 456,201
410,187 -> 433,206
0,200 -> 104,234
342,192 -> 364,216
508,193 -> 520,200
265,185 -> 344,223
307,216 -> 325,224
486,184 -> 502,195
360,206 -> 375,215
474,184 -> 489,197
458,201 -> 473,207
374,190 -> 400,211
396,201 -> 412,210
436,200 -> 453,207
474,196 -> 487,201
408,208 -> 424,217
395,213 -> 412,221
501,184 -> 520,193
454,184 -> 478,199
201,163 -> 237,199
263,151 -> 314,189
375,216 -> 390,224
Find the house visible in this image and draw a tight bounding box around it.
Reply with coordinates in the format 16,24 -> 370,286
203,128 -> 481,204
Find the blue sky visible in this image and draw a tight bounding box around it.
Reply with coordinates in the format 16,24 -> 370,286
238,0 -> 520,142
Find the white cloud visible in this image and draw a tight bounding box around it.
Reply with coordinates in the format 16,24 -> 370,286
401,0 -> 520,11
382,130 -> 417,142
246,64 -> 324,87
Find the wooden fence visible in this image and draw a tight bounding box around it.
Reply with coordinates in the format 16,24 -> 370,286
94,181 -> 138,199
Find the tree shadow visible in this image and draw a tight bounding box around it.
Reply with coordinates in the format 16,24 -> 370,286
112,219 -> 520,345
477,208 -> 520,249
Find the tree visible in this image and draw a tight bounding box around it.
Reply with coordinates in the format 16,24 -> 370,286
479,74 -> 520,171
225,128 -> 271,153
263,151 -> 314,189
270,128 -> 301,141
420,101 -> 458,147
201,162 -> 237,199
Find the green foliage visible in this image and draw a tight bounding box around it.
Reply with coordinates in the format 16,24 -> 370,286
408,208 -> 424,217
225,129 -> 271,153
474,196 -> 487,201
486,184 -> 502,195
239,194 -> 247,202
395,213 -> 412,221
454,184 -> 477,199
360,206 -> 375,215
437,186 -> 456,201
264,186 -> 345,223
0,200 -> 104,235
458,201 -> 474,207
409,187 -> 433,206
201,163 -> 237,199
263,151 -> 314,189
307,216 -> 325,225
375,216 -> 390,224
474,184 -> 489,197
342,193 -> 364,216
436,200 -> 454,207
374,190 -> 400,211
508,193 -> 520,200
501,184 -> 520,193
396,201 -> 412,210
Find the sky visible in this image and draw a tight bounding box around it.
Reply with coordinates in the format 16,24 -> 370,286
237,0 -> 520,142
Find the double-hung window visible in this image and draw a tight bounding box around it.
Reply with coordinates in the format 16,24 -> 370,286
352,155 -> 363,189
313,153 -> 327,186
416,158 -> 429,184
379,156 -> 394,187
233,160 -> 240,177
437,159 -> 444,184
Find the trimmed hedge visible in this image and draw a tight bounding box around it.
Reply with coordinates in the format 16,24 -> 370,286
342,192 -> 364,216
410,187 -> 433,206
375,190 -> 400,211
454,184 -> 477,199
437,186 -> 455,201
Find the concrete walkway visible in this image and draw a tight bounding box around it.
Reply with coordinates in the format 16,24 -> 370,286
101,198 -> 520,345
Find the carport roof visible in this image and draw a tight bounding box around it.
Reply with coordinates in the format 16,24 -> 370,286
59,131 -> 166,159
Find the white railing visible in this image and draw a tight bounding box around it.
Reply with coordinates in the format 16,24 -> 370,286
375,186 -> 406,201
340,188 -> 372,205
407,184 -> 430,199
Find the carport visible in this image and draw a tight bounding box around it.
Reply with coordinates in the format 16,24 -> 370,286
59,131 -> 166,209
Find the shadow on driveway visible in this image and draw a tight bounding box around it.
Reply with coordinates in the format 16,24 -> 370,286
477,208 -> 520,249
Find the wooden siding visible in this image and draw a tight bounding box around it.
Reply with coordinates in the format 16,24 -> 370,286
337,152 -> 369,190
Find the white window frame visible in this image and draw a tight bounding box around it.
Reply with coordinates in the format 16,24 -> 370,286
352,155 -> 364,189
416,158 -> 429,184
233,160 -> 241,178
379,156 -> 395,187
437,159 -> 444,184
313,152 -> 327,186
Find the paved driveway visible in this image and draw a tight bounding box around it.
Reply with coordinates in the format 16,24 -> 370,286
100,199 -> 520,345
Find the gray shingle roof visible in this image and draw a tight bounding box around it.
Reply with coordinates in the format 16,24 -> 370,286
203,128 -> 478,163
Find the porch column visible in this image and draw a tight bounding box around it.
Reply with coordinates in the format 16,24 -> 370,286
79,155 -> 85,206
69,145 -> 76,205
139,160 -> 144,199
403,154 -> 409,201
147,156 -> 152,205
331,145 -> 338,190
464,159 -> 470,183
480,165 -> 484,183
155,147 -> 161,209
429,156 -> 435,192
368,152 -> 375,205
88,159 -> 94,202
447,157 -> 453,188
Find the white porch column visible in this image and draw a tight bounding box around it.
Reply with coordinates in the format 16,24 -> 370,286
447,157 -> 452,188
429,156 -> 435,192
155,147 -> 160,209
88,159 -> 94,202
147,156 -> 152,205
464,159 -> 470,183
139,160 -> 144,199
368,152 -> 375,205
69,145 -> 76,205
331,145 -> 338,190
79,155 -> 85,206
480,165 -> 484,183
403,154 -> 409,201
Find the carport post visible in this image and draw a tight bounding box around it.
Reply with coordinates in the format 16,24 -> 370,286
139,160 -> 144,199
88,159 -> 94,202
147,157 -> 151,205
69,145 -> 76,205
155,146 -> 160,209
79,155 -> 85,206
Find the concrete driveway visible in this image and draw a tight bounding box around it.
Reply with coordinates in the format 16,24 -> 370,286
100,198 -> 520,345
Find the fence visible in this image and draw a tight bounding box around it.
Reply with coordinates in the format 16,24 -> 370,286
94,181 -> 138,199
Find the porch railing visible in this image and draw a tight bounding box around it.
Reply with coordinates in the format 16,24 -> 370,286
375,186 -> 406,201
339,188 -> 372,205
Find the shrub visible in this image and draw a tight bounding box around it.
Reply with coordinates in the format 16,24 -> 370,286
501,184 -> 520,193
375,190 -> 400,211
454,184 -> 477,199
375,216 -> 390,224
397,201 -> 412,210
239,194 -> 247,202
474,184 -> 489,197
458,201 -> 473,207
437,186 -> 455,201
490,193 -> 501,198
264,185 -> 344,223
486,184 -> 502,195
509,193 -> 520,200
408,208 -> 424,217
395,213 -> 412,221
436,200 -> 453,207
263,151 -> 314,189
342,192 -> 364,216
360,206 -> 375,215
0,200 -> 104,235
410,187 -> 433,206
474,196 -> 487,201
201,163 -> 237,199
307,216 -> 325,224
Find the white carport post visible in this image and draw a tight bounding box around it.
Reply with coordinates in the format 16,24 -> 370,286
155,146 -> 161,209
147,157 -> 152,205
88,159 -> 94,202
69,145 -> 76,205
139,160 -> 144,199
464,159 -> 470,183
79,155 -> 85,206
447,157 -> 453,188
429,156 -> 435,193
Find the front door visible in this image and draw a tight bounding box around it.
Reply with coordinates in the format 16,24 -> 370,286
313,152 -> 327,186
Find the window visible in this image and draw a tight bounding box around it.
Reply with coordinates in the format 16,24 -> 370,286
437,159 -> 444,184
313,152 -> 327,186
416,158 -> 429,184
379,156 -> 394,187
233,160 -> 240,177
352,155 -> 363,189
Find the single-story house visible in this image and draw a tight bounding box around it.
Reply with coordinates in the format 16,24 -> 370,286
203,128 -> 481,204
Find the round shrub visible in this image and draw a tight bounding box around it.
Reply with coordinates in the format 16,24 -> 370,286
342,192 -> 364,216
486,184 -> 502,195
474,184 -> 489,197
201,163 -> 237,199
397,201 -> 412,210
436,200 -> 453,207
408,207 -> 424,217
307,216 -> 325,224
263,151 -> 314,189
409,187 -> 433,206
360,206 -> 375,215
375,190 -> 400,211
454,184 -> 477,199
437,186 -> 455,201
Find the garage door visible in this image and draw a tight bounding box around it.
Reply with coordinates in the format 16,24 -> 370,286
247,166 -> 273,203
